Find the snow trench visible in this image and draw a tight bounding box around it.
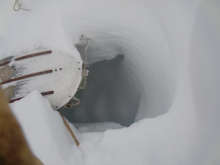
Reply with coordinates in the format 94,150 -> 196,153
60,1 -> 176,126
1,0 -> 220,164
61,29 -> 176,126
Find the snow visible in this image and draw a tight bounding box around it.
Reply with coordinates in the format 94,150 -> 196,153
75,122 -> 123,133
1,0 -> 220,165
10,91 -> 77,165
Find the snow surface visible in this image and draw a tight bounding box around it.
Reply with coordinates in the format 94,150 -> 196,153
1,0 -> 220,164
74,122 -> 123,133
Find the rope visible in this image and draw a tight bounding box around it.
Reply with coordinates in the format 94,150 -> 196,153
78,66 -> 87,90
59,111 -> 80,147
78,36 -> 91,90
64,35 -> 90,107
13,0 -> 30,11
83,39 -> 91,65
64,97 -> 80,108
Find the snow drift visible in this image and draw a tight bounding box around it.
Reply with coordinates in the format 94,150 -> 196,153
1,0 -> 220,164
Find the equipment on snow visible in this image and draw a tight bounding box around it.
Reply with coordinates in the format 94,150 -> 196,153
0,49 -> 82,110
63,35 -> 91,108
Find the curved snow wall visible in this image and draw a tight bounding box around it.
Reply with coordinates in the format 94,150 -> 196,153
61,1 -> 185,126
61,21 -> 176,126
60,0 -> 220,126
1,0 -> 219,128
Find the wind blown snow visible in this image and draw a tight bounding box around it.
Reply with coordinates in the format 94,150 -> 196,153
1,0 -> 220,165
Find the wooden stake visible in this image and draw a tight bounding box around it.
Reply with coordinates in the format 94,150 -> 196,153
59,112 -> 80,147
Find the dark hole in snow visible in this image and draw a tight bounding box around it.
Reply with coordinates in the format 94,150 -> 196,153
60,55 -> 140,126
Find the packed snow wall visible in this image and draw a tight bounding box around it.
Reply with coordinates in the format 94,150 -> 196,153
1,0 -> 220,127
60,0 -> 220,128
60,0 -> 218,126
60,0 -> 178,125
1,0 -> 220,164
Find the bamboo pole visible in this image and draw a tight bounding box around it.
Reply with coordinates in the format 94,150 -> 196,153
59,111 -> 80,147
